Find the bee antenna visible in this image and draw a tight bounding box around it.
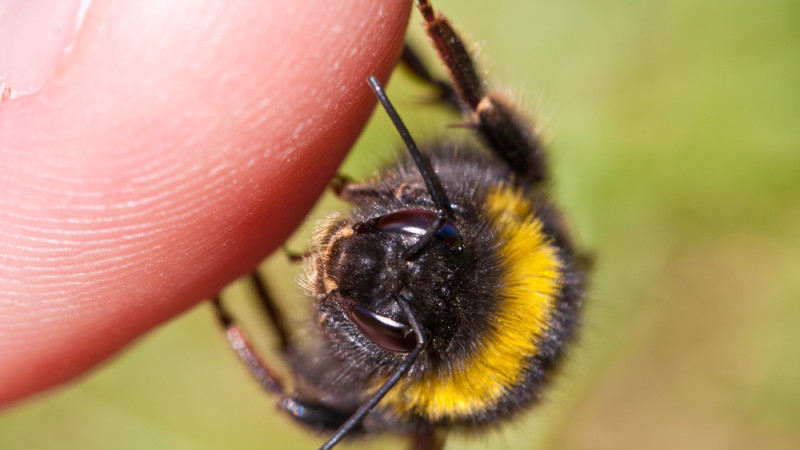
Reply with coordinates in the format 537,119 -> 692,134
367,75 -> 454,219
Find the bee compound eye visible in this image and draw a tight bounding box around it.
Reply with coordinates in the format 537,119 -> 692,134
376,209 -> 463,252
345,302 -> 417,353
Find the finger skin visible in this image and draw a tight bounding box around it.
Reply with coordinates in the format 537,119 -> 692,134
0,0 -> 412,406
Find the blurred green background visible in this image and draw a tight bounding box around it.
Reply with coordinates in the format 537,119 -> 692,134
2,0 -> 798,449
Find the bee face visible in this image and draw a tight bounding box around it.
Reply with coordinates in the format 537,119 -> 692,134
308,204 -> 471,354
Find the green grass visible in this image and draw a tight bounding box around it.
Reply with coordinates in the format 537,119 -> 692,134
2,0 -> 798,449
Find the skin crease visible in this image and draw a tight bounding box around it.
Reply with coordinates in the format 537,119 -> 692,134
0,0 -> 412,407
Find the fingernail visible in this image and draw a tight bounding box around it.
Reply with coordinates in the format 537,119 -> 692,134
0,0 -> 90,100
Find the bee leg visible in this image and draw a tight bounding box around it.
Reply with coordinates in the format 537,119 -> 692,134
330,173 -> 387,204
282,246 -> 308,263
410,427 -> 447,450
417,0 -> 547,183
279,397 -> 363,434
213,296 -> 364,438
329,173 -> 355,198
211,296 -> 285,395
400,43 -> 459,110
249,271 -> 291,351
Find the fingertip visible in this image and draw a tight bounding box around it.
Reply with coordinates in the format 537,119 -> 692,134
0,0 -> 412,406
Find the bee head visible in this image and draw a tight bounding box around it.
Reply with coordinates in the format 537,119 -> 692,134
303,77 -> 487,369
311,208 -> 462,354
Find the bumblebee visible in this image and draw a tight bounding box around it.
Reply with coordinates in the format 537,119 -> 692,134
212,1 -> 588,449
